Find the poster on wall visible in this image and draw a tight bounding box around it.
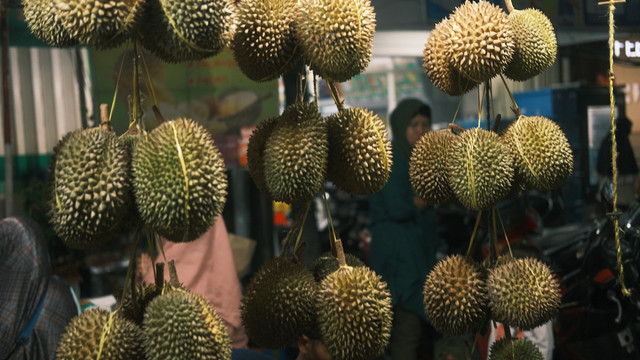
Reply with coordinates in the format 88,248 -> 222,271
91,46 -> 279,167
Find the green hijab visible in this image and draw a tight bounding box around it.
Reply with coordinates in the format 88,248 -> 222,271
390,98 -> 428,159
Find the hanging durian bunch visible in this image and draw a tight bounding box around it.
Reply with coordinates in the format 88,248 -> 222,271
22,0 -> 236,63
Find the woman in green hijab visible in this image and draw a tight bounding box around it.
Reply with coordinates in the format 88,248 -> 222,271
368,98 -> 439,359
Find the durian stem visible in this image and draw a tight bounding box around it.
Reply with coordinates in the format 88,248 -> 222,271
505,0 -> 515,13
322,187 -> 338,256
168,259 -> 180,288
491,208 -> 500,260
138,39 -> 160,117
154,262 -> 165,290
280,204 -> 308,257
335,238 -> 347,268
499,74 -> 521,118
326,81 -> 345,111
492,114 -> 502,133
313,74 -> 319,108
601,0 -> 631,297
152,105 -> 166,123
99,104 -> 112,131
504,324 -> 513,341
292,201 -> 312,261
448,123 -> 466,134
466,211 -> 483,257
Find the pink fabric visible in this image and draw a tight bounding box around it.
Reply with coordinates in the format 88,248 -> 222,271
142,216 -> 248,348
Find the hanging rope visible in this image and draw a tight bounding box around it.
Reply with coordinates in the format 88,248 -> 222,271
599,0 -> 631,297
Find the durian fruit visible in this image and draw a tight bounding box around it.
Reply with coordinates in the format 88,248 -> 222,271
316,265 -> 393,360
55,308 -> 144,360
119,282 -> 160,326
312,252 -> 366,282
22,0 -> 78,47
247,116 -> 279,198
423,254 -> 488,336
502,116 -> 573,191
132,118 -> 227,243
489,338 -> 544,360
54,0 -> 144,49
241,257 -> 318,349
447,128 -> 514,211
119,129 -> 147,229
488,257 -> 561,330
263,102 -> 328,204
423,17 -> 478,96
231,0 -> 301,82
48,127 -> 131,250
410,129 -> 457,205
448,1 -> 514,83
326,107 -> 392,195
139,0 -> 234,63
296,0 -> 375,82
504,7 -> 557,81
144,289 -> 232,360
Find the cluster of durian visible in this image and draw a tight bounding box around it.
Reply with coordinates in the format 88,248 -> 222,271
410,118 -> 573,211
56,264 -> 232,360
422,254 -> 560,359
241,248 -> 392,360
232,0 -> 375,82
423,0 -> 558,96
22,0 -> 235,63
47,116 -> 228,249
247,102 -> 392,204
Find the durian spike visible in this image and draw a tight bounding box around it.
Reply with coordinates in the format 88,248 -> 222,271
99,104 -> 113,131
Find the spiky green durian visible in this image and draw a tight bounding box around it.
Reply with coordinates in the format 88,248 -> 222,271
317,265 -> 393,360
326,107 -> 392,195
423,17 -> 478,96
139,0 -> 234,63
48,127 -> 131,250
118,282 -> 161,326
119,129 -> 146,229
54,0 -> 144,49
263,102 -> 328,204
423,254 -> 488,336
296,0 -> 375,82
55,308 -> 144,360
231,0 -> 301,81
447,128 -> 514,211
312,252 -> 366,282
22,0 -> 78,47
488,257 -> 561,330
247,116 -> 279,198
502,115 -> 573,191
410,129 -> 457,205
448,1 -> 514,82
241,257 -> 318,349
489,338 -> 544,360
504,8 -> 557,81
144,290 -> 231,360
132,118 -> 227,243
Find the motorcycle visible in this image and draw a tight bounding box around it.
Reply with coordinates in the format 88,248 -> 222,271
539,183 -> 640,360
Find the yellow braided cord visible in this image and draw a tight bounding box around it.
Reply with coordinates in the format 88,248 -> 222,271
170,121 -> 190,243
467,131 -> 479,211
604,1 -> 631,297
96,310 -> 118,360
466,211 -> 483,257
513,120 -> 539,180
160,1 -> 214,53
